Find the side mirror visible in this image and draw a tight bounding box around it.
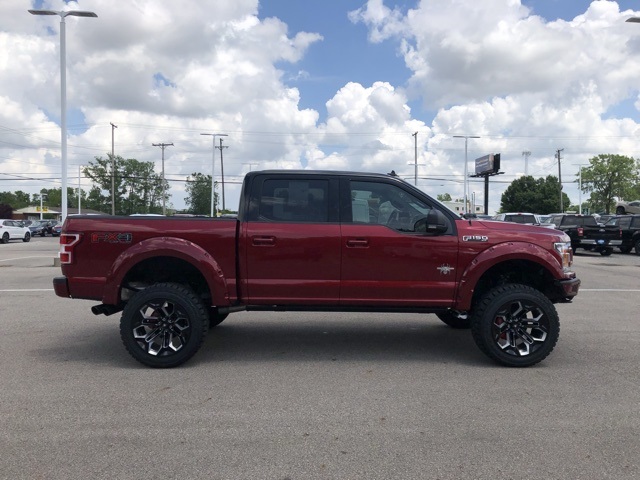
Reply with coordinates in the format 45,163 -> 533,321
414,210 -> 448,234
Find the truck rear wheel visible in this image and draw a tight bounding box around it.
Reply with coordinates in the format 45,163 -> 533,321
436,310 -> 470,329
120,283 -> 209,368
470,284 -> 559,367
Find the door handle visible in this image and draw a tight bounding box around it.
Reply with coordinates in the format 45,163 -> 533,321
252,235 -> 276,246
346,239 -> 369,248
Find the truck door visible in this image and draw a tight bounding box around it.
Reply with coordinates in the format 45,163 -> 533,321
339,179 -> 459,307
242,175 -> 341,304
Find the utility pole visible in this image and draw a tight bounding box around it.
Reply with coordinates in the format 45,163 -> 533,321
216,138 -> 229,211
412,132 -> 418,185
556,148 -> 564,212
110,122 -> 117,215
522,150 -> 531,176
152,142 -> 173,215
200,133 -> 228,217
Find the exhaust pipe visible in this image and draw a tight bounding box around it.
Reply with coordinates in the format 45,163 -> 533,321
91,304 -> 123,316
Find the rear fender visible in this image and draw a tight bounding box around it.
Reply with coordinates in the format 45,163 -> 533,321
455,241 -> 565,310
101,237 -> 230,307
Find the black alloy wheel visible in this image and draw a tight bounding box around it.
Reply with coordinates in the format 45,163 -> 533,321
471,284 -> 559,367
120,283 -> 209,368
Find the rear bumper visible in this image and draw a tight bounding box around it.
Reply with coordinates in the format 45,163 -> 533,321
53,276 -> 70,298
580,239 -> 622,246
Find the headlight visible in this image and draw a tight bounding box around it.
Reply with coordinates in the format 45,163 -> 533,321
554,241 -> 573,270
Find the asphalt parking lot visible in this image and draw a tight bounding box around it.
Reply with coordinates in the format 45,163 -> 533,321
1,237 -> 639,480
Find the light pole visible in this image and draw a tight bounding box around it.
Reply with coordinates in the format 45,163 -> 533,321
39,192 -> 48,220
412,132 -> 418,185
152,143 -> 173,215
28,9 -> 97,223
201,133 -> 227,217
110,122 -> 117,215
453,135 -> 480,214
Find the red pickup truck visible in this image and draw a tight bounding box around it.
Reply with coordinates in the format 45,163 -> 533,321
54,170 -> 580,368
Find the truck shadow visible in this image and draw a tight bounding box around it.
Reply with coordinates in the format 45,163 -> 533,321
195,313 -> 485,367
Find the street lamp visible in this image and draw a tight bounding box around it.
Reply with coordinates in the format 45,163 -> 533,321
201,133 -> 227,217
28,9 -> 97,223
453,135 -> 480,214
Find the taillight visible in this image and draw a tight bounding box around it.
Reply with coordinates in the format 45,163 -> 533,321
577,227 -> 584,237
59,233 -> 81,265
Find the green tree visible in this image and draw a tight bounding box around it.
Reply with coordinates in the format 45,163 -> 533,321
437,193 -> 452,202
500,175 -> 570,214
84,155 -> 169,215
579,154 -> 640,214
184,172 -> 218,215
0,191 -> 31,209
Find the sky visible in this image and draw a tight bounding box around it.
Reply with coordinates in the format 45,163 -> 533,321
2,0 -> 640,215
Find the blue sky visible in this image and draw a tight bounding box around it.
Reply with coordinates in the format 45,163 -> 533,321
2,0 -> 640,214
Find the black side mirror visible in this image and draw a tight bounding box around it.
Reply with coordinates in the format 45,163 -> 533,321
414,210 -> 448,234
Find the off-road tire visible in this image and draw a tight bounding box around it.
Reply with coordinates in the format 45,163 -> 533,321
616,206 -> 626,215
120,283 -> 209,368
470,284 -> 559,367
436,310 -> 470,329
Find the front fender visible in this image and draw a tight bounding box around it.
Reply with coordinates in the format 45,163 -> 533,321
454,241 -> 565,310
101,237 -> 230,307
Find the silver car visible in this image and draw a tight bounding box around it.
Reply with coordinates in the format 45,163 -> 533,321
615,200 -> 640,215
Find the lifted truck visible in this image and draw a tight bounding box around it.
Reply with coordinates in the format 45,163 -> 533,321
54,170 -> 580,368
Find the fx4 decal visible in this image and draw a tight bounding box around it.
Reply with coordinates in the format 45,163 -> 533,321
91,232 -> 133,244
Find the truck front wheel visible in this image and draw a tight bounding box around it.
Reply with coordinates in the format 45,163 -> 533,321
470,284 -> 559,367
120,283 -> 209,368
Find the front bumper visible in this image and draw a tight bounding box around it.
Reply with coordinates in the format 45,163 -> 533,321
554,276 -> 581,302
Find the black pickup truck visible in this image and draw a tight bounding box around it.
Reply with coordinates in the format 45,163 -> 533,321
604,215 -> 640,254
548,214 -> 621,256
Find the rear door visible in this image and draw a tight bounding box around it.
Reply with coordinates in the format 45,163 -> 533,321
242,174 -> 341,304
339,178 -> 459,307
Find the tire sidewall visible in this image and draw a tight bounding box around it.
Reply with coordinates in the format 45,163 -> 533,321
471,284 -> 560,367
120,283 -> 209,368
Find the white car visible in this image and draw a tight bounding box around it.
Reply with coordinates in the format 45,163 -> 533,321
0,219 -> 31,243
615,200 -> 640,215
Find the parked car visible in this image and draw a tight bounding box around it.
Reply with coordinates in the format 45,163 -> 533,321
27,220 -> 46,237
51,222 -> 62,236
492,212 -> 555,228
0,219 -> 31,243
604,215 -> 640,254
615,200 -> 640,215
492,212 -> 539,224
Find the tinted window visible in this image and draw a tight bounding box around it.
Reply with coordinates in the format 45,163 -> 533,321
349,181 -> 435,232
258,179 -> 329,222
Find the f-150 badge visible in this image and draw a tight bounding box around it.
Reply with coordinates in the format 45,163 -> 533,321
463,235 -> 488,242
437,264 -> 454,275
